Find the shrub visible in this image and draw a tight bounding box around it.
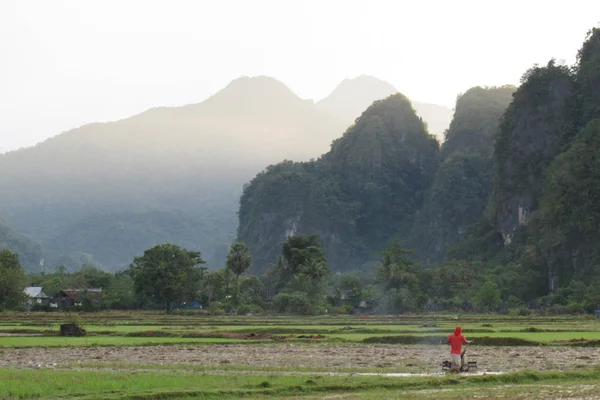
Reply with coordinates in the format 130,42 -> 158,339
236,304 -> 263,315
31,303 -> 53,312
330,305 -> 354,315
508,307 -> 531,316
273,292 -> 312,315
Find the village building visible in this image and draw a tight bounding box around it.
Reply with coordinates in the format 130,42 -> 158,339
53,289 -> 103,309
24,287 -> 50,311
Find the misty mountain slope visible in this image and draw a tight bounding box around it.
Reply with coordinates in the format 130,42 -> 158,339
45,210 -> 233,268
0,76 -> 348,271
0,217 -> 44,270
316,75 -> 453,139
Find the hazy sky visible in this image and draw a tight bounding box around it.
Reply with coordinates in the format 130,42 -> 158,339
1,0 -> 599,153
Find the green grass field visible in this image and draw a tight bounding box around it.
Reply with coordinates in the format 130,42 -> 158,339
4,366 -> 600,400
2,312 -> 600,399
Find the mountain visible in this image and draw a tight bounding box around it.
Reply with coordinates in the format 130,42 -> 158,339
238,93 -> 440,272
0,76 -> 347,271
409,86 -> 516,264
239,84 -> 516,272
449,27 -> 600,298
441,86 -> 516,159
316,75 -> 453,139
489,62 -> 576,244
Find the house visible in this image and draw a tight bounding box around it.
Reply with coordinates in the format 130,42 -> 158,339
24,287 -> 50,311
53,289 -> 103,309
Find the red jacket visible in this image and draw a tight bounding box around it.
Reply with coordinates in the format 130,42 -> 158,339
447,326 -> 467,354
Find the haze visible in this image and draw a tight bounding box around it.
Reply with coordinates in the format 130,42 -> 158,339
1,0 -> 599,153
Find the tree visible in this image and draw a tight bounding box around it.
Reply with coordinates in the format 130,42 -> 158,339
130,243 -> 205,313
226,243 -> 252,287
375,239 -> 419,313
301,258 -> 329,282
201,269 -> 226,309
277,234 -> 327,286
0,249 -> 26,310
474,280 -> 501,310
103,273 -> 135,310
238,276 -> 265,308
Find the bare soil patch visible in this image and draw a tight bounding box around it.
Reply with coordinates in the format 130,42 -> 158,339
1,344 -> 599,373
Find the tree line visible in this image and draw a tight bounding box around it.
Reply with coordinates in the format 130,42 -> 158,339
3,232 -> 597,315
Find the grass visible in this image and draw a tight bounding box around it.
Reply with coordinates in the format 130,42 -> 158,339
3,313 -> 600,398
2,312 -> 600,347
4,367 -> 600,400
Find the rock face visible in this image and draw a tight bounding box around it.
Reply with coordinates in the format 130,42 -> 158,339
60,324 -> 86,337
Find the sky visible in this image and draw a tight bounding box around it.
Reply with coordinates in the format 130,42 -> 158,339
1,0 -> 599,153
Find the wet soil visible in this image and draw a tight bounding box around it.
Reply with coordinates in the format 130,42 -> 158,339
1,344 -> 599,372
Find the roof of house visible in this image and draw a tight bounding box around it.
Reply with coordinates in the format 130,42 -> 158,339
58,289 -> 103,305
24,287 -> 48,298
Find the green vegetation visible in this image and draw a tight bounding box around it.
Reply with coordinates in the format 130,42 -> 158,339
6,368 -> 600,400
534,119 -> 600,288
226,242 -> 252,294
441,85 -> 515,159
0,249 -> 26,310
4,313 -> 600,346
131,244 -> 206,312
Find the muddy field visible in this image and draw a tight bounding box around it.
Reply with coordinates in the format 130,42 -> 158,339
2,343 -> 599,373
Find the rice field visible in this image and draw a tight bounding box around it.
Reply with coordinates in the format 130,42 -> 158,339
2,312 -> 600,399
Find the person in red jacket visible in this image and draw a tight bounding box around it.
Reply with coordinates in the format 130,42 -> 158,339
447,326 -> 472,372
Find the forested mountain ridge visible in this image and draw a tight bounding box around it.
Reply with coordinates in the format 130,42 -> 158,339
239,26 -> 600,293
449,27 -> 600,299
316,75 -> 453,139
239,86 -> 514,271
441,86 -> 516,158
409,86 -> 516,264
489,61 -> 576,243
238,93 -> 440,272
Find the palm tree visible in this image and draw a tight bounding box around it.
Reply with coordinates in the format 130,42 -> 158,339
226,242 -> 252,287
301,259 -> 329,282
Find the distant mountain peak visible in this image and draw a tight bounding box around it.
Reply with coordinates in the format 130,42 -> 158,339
322,75 -> 399,101
316,75 -> 452,138
210,75 -> 300,101
190,75 -> 311,116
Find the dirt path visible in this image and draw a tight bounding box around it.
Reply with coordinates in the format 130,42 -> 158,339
1,344 -> 599,372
